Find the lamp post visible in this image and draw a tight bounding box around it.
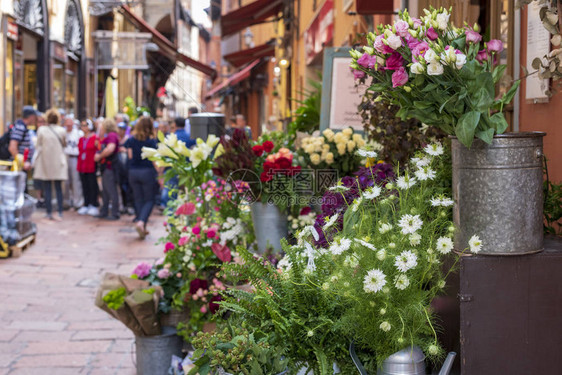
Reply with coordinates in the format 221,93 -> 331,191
243,27 -> 255,48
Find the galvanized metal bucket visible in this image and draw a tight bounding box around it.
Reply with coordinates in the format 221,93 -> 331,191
135,326 -> 183,375
251,202 -> 288,253
451,132 -> 545,255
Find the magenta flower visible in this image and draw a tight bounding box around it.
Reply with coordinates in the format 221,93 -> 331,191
164,242 -> 175,253
374,34 -> 394,54
395,20 -> 410,37
175,202 -> 196,216
411,41 -> 429,57
426,27 -> 438,41
384,52 -> 404,71
476,49 -> 488,63
352,69 -> 366,80
465,29 -> 482,44
132,262 -> 152,279
200,305 -> 208,314
178,236 -> 189,246
192,226 -> 201,235
206,228 -> 217,239
357,53 -> 376,69
392,67 -> 409,88
157,268 -> 171,279
487,39 -> 503,53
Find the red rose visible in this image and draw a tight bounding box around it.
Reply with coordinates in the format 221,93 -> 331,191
209,295 -> 222,314
260,171 -> 272,182
263,141 -> 274,153
263,161 -> 276,173
252,145 -> 264,157
300,206 -> 312,216
275,156 -> 292,170
189,278 -> 208,295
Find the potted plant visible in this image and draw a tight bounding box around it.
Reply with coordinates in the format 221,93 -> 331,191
351,7 -> 545,255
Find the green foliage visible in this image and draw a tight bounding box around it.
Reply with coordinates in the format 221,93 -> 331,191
122,96 -> 150,122
188,321 -> 289,375
288,80 -> 322,140
102,287 -> 127,310
544,158 -> 562,235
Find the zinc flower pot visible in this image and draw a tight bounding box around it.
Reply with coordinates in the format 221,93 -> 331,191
251,202 -> 288,253
451,132 -> 546,255
135,326 -> 183,375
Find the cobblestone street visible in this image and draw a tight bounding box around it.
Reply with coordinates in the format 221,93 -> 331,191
0,211 -> 166,375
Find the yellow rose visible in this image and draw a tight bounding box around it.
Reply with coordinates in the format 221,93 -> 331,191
337,144 -> 346,155
357,138 -> 366,148
342,128 -> 353,136
347,140 -> 356,153
353,134 -> 363,143
322,144 -> 330,151
304,145 -> 315,154
310,153 -> 321,165
334,132 -> 344,143
322,129 -> 335,141
326,152 -> 334,164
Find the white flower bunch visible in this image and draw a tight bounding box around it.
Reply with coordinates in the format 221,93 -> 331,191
288,211 -> 317,233
219,217 -> 244,246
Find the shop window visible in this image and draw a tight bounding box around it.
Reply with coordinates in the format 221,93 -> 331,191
23,63 -> 37,107
5,41 -> 14,127
65,60 -> 78,116
53,63 -> 64,110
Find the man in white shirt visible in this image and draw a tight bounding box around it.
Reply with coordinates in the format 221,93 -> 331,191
63,116 -> 84,210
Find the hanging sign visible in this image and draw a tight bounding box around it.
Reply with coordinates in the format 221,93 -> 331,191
7,21 -> 18,40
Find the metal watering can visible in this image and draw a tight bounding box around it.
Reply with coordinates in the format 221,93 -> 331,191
349,342 -> 456,375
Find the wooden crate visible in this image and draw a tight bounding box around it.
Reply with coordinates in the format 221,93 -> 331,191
8,234 -> 36,258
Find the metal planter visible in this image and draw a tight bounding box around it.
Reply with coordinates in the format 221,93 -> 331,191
251,202 -> 288,253
451,132 -> 545,255
135,327 -> 183,375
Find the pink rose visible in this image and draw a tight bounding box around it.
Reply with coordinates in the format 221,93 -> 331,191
155,257 -> 164,265
426,27 -> 438,41
206,228 -> 217,239
164,242 -> 175,253
395,20 -> 410,37
175,202 -> 196,216
200,305 -> 208,314
132,262 -> 152,279
192,226 -> 201,235
465,29 -> 482,44
392,67 -> 409,88
476,49 -> 488,63
487,39 -> 503,53
384,52 -> 404,71
412,18 -> 422,29
352,69 -> 365,80
178,236 -> 189,246
157,268 -> 170,279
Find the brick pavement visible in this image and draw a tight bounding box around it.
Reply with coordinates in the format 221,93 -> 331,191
0,210 -> 166,375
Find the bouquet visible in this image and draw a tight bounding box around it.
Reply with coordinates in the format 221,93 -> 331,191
350,7 -> 520,147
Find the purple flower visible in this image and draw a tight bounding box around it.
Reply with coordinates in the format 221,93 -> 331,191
487,39 -> 503,53
157,268 -> 171,279
357,53 -> 376,69
426,27 -> 438,41
476,49 -> 488,63
412,18 -> 422,29
352,68 -> 366,80
395,20 -> 410,37
132,262 -> 152,279
465,29 -> 482,44
374,34 -> 394,54
384,52 -> 404,71
392,67 -> 409,88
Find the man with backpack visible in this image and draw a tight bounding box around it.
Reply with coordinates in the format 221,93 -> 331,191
0,106 -> 37,170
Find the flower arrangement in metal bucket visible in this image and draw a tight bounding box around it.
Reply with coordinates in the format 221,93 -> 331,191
350,7 -> 520,148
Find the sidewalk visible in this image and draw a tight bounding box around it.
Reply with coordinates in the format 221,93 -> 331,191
0,210 -> 166,375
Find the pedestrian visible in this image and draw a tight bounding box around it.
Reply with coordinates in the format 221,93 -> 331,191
185,106 -> 199,138
94,118 -> 120,220
33,108 -> 68,221
8,105 -> 37,171
77,119 -> 100,216
117,121 -> 134,215
125,117 -> 159,239
31,113 -> 47,208
63,116 -> 84,210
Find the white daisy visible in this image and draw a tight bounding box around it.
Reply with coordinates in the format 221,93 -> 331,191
395,274 -> 410,290
430,196 -> 454,207
409,233 -> 422,246
355,239 -> 376,251
396,175 -> 417,189
322,213 -> 339,231
398,214 -> 423,234
376,249 -> 386,260
411,156 -> 431,168
379,321 -> 391,332
424,143 -> 444,156
357,149 -> 378,158
328,184 -> 350,192
329,237 -> 352,255
394,250 -> 418,272
414,166 -> 437,181
363,269 -> 387,293
436,237 -> 454,254
469,235 -> 483,253
351,197 -> 363,212
379,223 -> 393,234
363,186 -> 382,200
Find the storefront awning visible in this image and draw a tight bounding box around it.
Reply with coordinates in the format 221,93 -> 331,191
223,42 -> 275,68
221,0 -> 283,37
205,59 -> 261,98
120,5 -> 217,78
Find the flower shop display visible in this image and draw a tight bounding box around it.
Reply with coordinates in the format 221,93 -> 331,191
351,7 -> 546,255
288,207 -> 317,239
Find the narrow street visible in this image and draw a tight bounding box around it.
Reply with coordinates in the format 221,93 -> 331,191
0,211 -> 166,375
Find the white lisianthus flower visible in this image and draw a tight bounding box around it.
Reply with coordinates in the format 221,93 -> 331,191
398,214 -> 423,234
395,250 -> 418,272
436,11 -> 450,30
469,235 -> 483,253
363,186 -> 382,200
386,33 -> 402,50
436,237 -> 454,254
329,237 -> 352,255
409,233 -> 422,246
355,239 -> 376,251
141,147 -> 158,159
424,143 -> 444,156
455,53 -> 467,69
376,249 -> 386,260
356,149 -> 378,158
379,321 -> 392,332
410,62 -> 424,74
415,166 -> 437,181
440,47 -> 457,65
395,274 -> 410,290
423,49 -> 438,64
363,269 -> 387,293
396,175 -> 417,189
379,223 -> 393,234
427,62 -> 444,76
323,213 -> 338,231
